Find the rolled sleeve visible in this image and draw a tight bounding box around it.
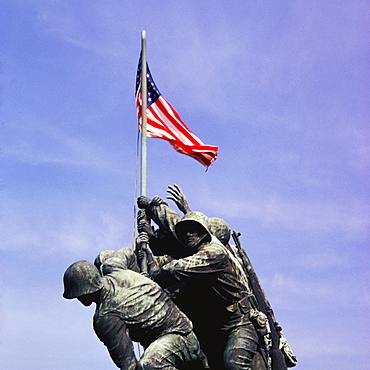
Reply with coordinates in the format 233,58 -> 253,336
93,314 -> 137,370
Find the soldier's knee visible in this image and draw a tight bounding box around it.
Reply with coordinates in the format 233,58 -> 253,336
137,357 -> 155,370
224,348 -> 255,370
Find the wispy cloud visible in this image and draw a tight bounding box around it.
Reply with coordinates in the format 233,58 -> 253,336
0,201 -> 133,257
296,251 -> 351,269
262,271 -> 369,312
35,2 -> 132,60
2,115 -> 130,174
196,186 -> 369,237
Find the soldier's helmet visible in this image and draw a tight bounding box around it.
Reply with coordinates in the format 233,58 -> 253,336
63,260 -> 103,299
208,217 -> 231,246
94,250 -> 115,271
175,211 -> 212,246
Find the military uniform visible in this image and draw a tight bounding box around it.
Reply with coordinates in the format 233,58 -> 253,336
94,267 -> 204,369
63,255 -> 207,370
94,247 -> 141,274
147,211 -> 260,370
137,197 -> 267,370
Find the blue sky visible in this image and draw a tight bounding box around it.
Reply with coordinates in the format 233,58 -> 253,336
1,1 -> 369,369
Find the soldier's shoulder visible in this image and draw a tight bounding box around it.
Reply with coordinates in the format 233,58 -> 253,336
210,236 -> 228,249
202,238 -> 229,255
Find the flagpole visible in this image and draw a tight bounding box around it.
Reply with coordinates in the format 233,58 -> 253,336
140,30 -> 147,197
138,30 -> 149,276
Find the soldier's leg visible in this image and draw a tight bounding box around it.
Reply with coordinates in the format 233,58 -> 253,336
250,348 -> 269,370
223,323 -> 258,370
137,332 -> 205,370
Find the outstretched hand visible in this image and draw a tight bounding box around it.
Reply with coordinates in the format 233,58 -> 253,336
167,184 -> 191,214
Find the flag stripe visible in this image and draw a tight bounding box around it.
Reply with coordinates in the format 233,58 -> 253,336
155,98 -> 203,144
136,58 -> 218,168
150,102 -> 197,144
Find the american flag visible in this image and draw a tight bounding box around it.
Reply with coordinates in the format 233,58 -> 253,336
135,56 -> 218,168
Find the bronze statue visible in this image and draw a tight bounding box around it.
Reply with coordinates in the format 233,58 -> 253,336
62,248 -> 208,370
62,184 -> 296,370
136,185 -> 297,370
136,212 -> 261,370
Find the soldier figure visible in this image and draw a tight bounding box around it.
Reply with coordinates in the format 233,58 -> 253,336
62,249 -> 208,370
137,211 -> 262,370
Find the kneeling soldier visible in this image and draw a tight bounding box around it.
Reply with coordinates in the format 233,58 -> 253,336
63,256 -> 208,370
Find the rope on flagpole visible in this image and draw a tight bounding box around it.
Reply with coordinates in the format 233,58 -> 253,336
131,131 -> 140,249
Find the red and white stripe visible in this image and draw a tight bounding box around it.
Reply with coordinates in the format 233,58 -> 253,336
136,88 -> 218,168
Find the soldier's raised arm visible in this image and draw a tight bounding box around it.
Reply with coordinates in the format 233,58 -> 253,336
167,184 -> 191,214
